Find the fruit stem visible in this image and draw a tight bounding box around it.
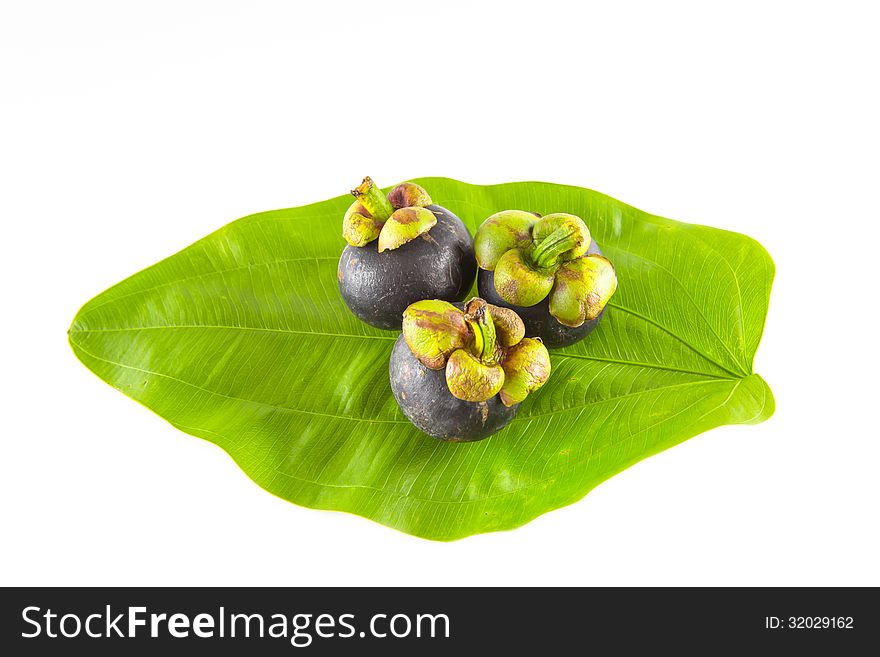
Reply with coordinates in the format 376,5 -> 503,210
351,176 -> 394,221
528,225 -> 581,269
464,298 -> 499,365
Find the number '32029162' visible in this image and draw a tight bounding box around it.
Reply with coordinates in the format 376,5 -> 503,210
765,617 -> 854,629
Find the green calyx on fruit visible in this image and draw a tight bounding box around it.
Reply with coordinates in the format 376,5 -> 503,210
377,206 -> 437,252
401,299 -> 472,370
473,209 -> 537,268
387,182 -> 433,209
402,298 -> 551,406
343,177 -> 437,249
474,210 -> 618,326
342,201 -> 383,246
499,338 -> 552,406
549,254 -> 618,327
493,248 -> 556,307
445,349 -> 505,402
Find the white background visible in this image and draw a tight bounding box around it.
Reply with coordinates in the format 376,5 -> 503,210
2,1 -> 878,586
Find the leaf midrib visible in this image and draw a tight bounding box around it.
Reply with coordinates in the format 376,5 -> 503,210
605,303 -> 742,378
69,334 -> 737,430
72,323 -> 395,342
73,254 -> 340,325
417,186 -> 750,371
70,323 -> 735,380
69,335 -> 406,424
601,245 -> 747,375
73,215 -> 750,378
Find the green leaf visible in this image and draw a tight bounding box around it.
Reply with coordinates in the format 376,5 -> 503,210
68,178 -> 775,541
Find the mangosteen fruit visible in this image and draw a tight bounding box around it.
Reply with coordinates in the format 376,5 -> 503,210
474,210 -> 618,348
337,177 -> 477,330
390,298 -> 551,441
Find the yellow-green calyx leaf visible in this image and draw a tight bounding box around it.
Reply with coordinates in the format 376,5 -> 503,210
493,249 -> 555,307
445,349 -> 505,402
402,300 -> 472,370
387,182 -> 432,210
529,213 -> 591,267
499,338 -> 551,407
487,304 -> 525,347
377,206 -> 438,252
344,177 -> 437,249
549,254 -> 618,327
402,297 -> 554,406
342,200 -> 384,247
475,209 -> 617,321
474,210 -> 537,270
